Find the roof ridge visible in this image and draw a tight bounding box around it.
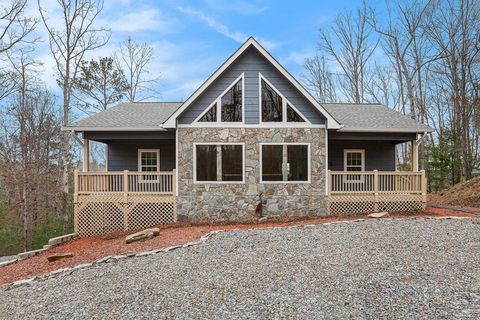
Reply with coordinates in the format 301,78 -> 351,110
128,101 -> 184,104
322,102 -> 382,105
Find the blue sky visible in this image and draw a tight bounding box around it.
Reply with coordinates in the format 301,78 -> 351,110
34,0 -> 387,103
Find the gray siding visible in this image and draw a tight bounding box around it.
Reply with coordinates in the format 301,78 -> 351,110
107,139 -> 175,171
84,130 -> 175,143
328,131 -> 416,142
179,47 -> 326,125
328,140 -> 396,171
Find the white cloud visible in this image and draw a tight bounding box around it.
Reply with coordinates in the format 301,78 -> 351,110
176,6 -> 245,42
176,6 -> 279,51
102,8 -> 177,33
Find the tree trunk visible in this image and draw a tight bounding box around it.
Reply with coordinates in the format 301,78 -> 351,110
61,79 -> 70,233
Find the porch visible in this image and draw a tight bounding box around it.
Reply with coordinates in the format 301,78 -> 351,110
73,132 -> 426,236
73,170 -> 176,237
327,170 -> 427,215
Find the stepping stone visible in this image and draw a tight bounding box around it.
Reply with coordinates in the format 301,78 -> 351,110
47,253 -> 74,262
125,228 -> 160,244
368,212 -> 390,218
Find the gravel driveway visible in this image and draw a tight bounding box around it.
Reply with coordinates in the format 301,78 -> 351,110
1,218 -> 479,319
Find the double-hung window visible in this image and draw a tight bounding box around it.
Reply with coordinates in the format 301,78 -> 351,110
344,149 -> 365,182
194,143 -> 244,183
260,144 -> 310,183
344,149 -> 365,172
138,149 -> 160,172
138,149 -> 160,182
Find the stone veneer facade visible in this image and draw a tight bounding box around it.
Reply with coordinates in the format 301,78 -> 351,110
177,127 -> 326,222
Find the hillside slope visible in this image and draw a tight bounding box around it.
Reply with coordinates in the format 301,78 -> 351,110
429,177 -> 480,208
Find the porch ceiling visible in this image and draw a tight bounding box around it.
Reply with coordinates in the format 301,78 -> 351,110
328,131 -> 417,143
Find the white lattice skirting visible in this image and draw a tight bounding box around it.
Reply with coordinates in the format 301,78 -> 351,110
74,194 -> 176,237
327,193 -> 426,215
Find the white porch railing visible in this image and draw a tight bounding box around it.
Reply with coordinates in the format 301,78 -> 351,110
327,170 -> 427,214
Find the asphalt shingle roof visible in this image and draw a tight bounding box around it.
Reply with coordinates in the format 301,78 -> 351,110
68,102 -> 182,130
66,101 -> 432,133
322,103 -> 433,133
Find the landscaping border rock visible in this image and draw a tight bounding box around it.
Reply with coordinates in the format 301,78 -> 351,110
17,248 -> 47,260
48,233 -> 76,247
0,258 -> 18,268
4,233 -> 78,265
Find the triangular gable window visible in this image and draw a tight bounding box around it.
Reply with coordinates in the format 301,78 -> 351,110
199,104 -> 216,122
287,103 -> 305,122
260,73 -> 309,123
195,74 -> 244,123
221,80 -> 242,122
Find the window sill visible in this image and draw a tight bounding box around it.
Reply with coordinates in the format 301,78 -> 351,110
193,181 -> 246,184
260,181 -> 311,184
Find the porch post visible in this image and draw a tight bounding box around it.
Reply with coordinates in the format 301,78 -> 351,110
411,139 -> 418,171
83,138 -> 90,172
123,170 -> 129,231
373,170 -> 379,212
73,169 -> 79,233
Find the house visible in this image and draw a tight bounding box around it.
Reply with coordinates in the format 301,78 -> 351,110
66,38 -> 433,236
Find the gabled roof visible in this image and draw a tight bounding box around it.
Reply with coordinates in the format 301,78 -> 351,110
323,103 -> 433,133
162,37 -> 342,129
64,101 -> 433,133
66,102 -> 182,131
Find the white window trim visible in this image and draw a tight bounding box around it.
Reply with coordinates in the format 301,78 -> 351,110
193,142 -> 246,184
344,149 -> 365,183
138,149 -> 160,182
259,142 -> 311,184
343,149 -> 365,172
162,38 -> 342,129
138,149 -> 160,172
193,73 -> 245,125
258,73 -> 310,126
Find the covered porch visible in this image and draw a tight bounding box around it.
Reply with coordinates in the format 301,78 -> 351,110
326,131 -> 427,214
73,131 -> 177,237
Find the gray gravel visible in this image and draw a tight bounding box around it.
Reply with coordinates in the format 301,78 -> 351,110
1,218 -> 479,319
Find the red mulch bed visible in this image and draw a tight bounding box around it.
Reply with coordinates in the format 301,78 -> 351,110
1,209 -> 477,285
424,206 -> 479,217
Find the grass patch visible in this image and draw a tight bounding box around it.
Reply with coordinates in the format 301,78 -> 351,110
0,203 -> 73,256
0,204 -> 22,256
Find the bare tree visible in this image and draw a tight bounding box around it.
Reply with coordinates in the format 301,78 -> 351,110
368,1 -> 436,120
38,0 -> 110,231
115,37 -> 160,102
318,2 -> 378,103
0,0 -> 37,55
0,0 -> 37,101
302,54 -> 336,103
427,0 -> 480,180
365,62 -> 398,107
0,48 -> 61,250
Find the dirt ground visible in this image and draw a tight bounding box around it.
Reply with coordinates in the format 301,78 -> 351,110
429,176 -> 480,207
1,209 -> 477,285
